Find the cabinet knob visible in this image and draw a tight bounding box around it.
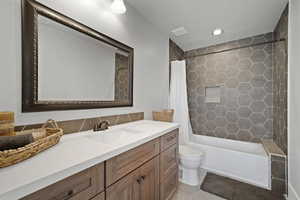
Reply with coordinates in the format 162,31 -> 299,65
68,190 -> 74,196
137,175 -> 146,184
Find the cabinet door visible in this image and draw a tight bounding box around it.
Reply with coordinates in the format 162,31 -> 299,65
106,167 -> 141,200
90,193 -> 104,200
140,156 -> 160,200
160,145 -> 178,200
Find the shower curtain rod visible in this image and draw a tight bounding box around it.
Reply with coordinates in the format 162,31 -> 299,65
184,38 -> 286,59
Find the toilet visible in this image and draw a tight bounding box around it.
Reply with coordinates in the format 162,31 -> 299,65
179,144 -> 204,186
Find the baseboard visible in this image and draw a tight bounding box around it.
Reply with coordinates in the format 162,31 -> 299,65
202,166 -> 270,190
288,183 -> 300,200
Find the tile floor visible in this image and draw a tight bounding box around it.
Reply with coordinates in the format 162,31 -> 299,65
172,171 -> 284,200
172,170 -> 225,200
172,183 -> 226,200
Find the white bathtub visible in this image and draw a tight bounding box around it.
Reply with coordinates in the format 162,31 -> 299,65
188,134 -> 270,189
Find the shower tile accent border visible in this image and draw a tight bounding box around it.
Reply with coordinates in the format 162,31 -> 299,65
261,139 -> 287,197
185,33 -> 274,58
261,139 -> 285,157
15,112 -> 144,134
273,4 -> 288,155
271,155 -> 287,197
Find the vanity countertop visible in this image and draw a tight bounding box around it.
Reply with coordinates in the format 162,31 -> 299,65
0,120 -> 179,200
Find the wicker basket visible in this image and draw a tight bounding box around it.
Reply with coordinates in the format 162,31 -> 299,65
152,109 -> 174,122
0,119 -> 63,168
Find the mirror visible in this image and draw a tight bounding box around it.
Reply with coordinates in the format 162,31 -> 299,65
22,0 -> 134,112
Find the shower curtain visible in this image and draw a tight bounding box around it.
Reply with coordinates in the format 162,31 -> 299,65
170,60 -> 193,145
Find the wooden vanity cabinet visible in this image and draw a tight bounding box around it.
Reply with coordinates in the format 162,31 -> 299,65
21,163 -> 104,200
21,129 -> 179,200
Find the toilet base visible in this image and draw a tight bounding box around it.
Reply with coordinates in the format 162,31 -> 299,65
179,165 -> 200,186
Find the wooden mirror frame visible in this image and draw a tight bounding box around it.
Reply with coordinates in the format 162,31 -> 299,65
22,0 -> 134,112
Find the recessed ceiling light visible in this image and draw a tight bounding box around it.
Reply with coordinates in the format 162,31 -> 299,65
213,28 -> 223,36
111,0 -> 127,14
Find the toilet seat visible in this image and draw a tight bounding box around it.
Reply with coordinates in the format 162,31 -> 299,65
179,145 -> 203,160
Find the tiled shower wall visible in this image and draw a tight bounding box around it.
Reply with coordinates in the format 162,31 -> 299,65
185,33 -> 274,142
169,39 -> 184,62
273,5 -> 288,154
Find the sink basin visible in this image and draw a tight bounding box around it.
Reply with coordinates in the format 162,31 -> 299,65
85,129 -> 141,146
126,122 -> 168,133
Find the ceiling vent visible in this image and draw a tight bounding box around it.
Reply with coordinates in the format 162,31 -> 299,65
171,27 -> 188,37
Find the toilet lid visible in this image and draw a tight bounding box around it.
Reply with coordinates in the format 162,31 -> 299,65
179,145 -> 204,159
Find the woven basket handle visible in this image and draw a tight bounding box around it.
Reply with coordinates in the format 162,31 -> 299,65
42,119 -> 59,129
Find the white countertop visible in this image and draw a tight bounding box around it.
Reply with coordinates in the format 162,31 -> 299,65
0,120 -> 179,200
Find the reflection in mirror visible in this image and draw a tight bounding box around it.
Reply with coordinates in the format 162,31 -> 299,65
37,15 -> 130,102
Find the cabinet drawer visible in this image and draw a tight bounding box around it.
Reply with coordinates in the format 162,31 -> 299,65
21,163 -> 104,200
106,138 -> 160,186
90,192 -> 105,200
160,144 -> 178,177
160,169 -> 178,200
160,129 -> 178,151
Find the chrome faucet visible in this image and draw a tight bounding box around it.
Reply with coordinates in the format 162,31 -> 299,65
93,120 -> 110,132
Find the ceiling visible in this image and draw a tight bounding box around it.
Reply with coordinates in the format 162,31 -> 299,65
126,0 -> 288,51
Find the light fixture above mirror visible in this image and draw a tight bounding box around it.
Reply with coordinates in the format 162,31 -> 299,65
213,28 -> 223,36
111,0 -> 127,14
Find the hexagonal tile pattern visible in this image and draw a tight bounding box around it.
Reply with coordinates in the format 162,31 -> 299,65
239,59 -> 252,70
250,88 -> 266,100
215,106 -> 226,117
264,94 -> 273,106
238,83 -> 252,94
250,101 -> 266,113
215,127 -> 228,138
225,78 -> 239,88
206,111 -> 217,120
264,81 -> 273,93
227,123 -> 239,133
251,63 -> 266,74
186,33 -> 274,142
215,117 -> 227,127
238,71 -> 252,82
250,76 -> 266,87
226,112 -> 238,123
238,118 -> 252,130
250,113 -> 266,124
238,94 -> 252,106
250,125 -> 266,137
251,50 -> 266,62
205,121 -> 217,131
238,130 -> 252,141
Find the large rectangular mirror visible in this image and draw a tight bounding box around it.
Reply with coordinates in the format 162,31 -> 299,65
22,0 -> 134,112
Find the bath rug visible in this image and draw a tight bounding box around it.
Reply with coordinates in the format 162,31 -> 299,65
201,173 -> 284,200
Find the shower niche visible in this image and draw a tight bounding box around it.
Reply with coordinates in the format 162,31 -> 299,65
205,86 -> 221,103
